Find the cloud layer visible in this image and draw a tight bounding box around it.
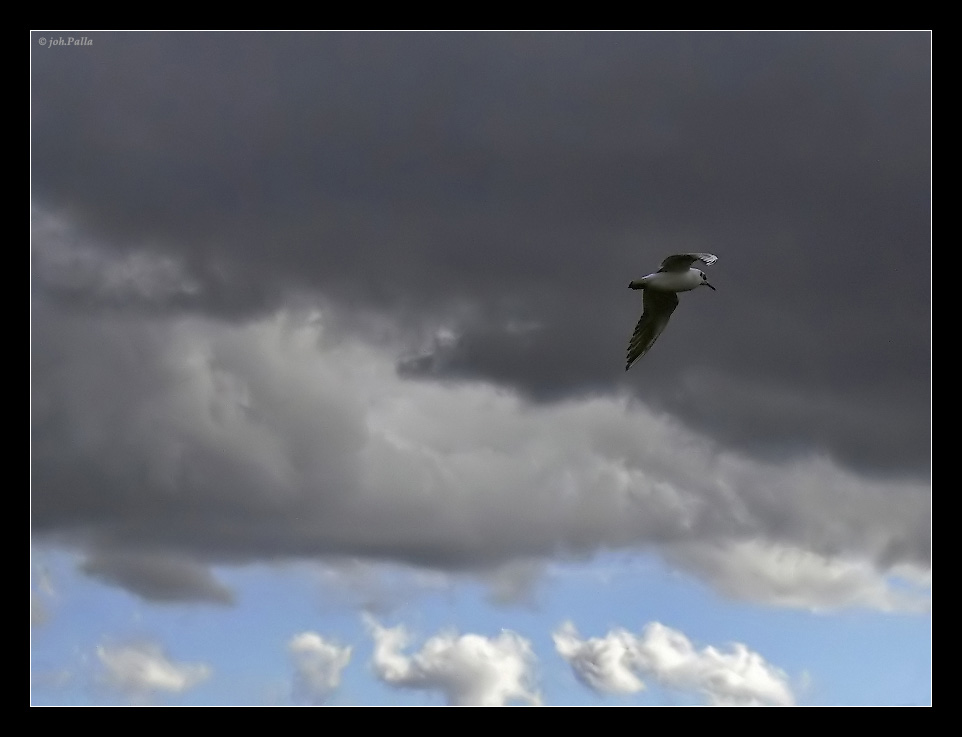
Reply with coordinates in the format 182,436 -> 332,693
83,617 -> 796,705
31,220 -> 929,609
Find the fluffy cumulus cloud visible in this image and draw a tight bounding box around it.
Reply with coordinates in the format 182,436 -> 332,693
29,215 -> 929,612
288,632 -> 352,704
366,616 -> 540,705
96,642 -> 211,701
553,621 -> 794,705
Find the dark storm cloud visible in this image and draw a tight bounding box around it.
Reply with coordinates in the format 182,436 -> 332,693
32,33 -> 929,476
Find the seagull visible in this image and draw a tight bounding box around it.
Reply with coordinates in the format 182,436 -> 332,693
625,253 -> 717,371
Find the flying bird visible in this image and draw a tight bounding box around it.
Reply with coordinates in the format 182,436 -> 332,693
625,253 -> 717,371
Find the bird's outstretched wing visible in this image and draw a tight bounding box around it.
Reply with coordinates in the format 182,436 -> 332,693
626,289 -> 679,370
658,253 -> 718,272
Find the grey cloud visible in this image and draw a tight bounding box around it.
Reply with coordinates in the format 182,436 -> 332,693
80,553 -> 234,605
32,32 -> 929,476
31,287 -> 928,605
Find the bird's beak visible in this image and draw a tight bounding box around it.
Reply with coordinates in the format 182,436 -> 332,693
705,282 -> 716,291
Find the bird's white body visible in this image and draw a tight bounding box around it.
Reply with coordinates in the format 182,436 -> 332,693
629,269 -> 704,293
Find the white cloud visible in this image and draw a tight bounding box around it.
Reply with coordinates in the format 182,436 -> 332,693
553,621 -> 794,705
36,565 -> 56,597
666,540 -> 931,613
365,616 -> 540,705
288,632 -> 352,704
552,622 -> 647,695
96,642 -> 211,700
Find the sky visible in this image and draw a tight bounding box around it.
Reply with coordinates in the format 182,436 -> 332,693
30,31 -> 930,706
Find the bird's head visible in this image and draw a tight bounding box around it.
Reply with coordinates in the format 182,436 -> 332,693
697,270 -> 716,291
